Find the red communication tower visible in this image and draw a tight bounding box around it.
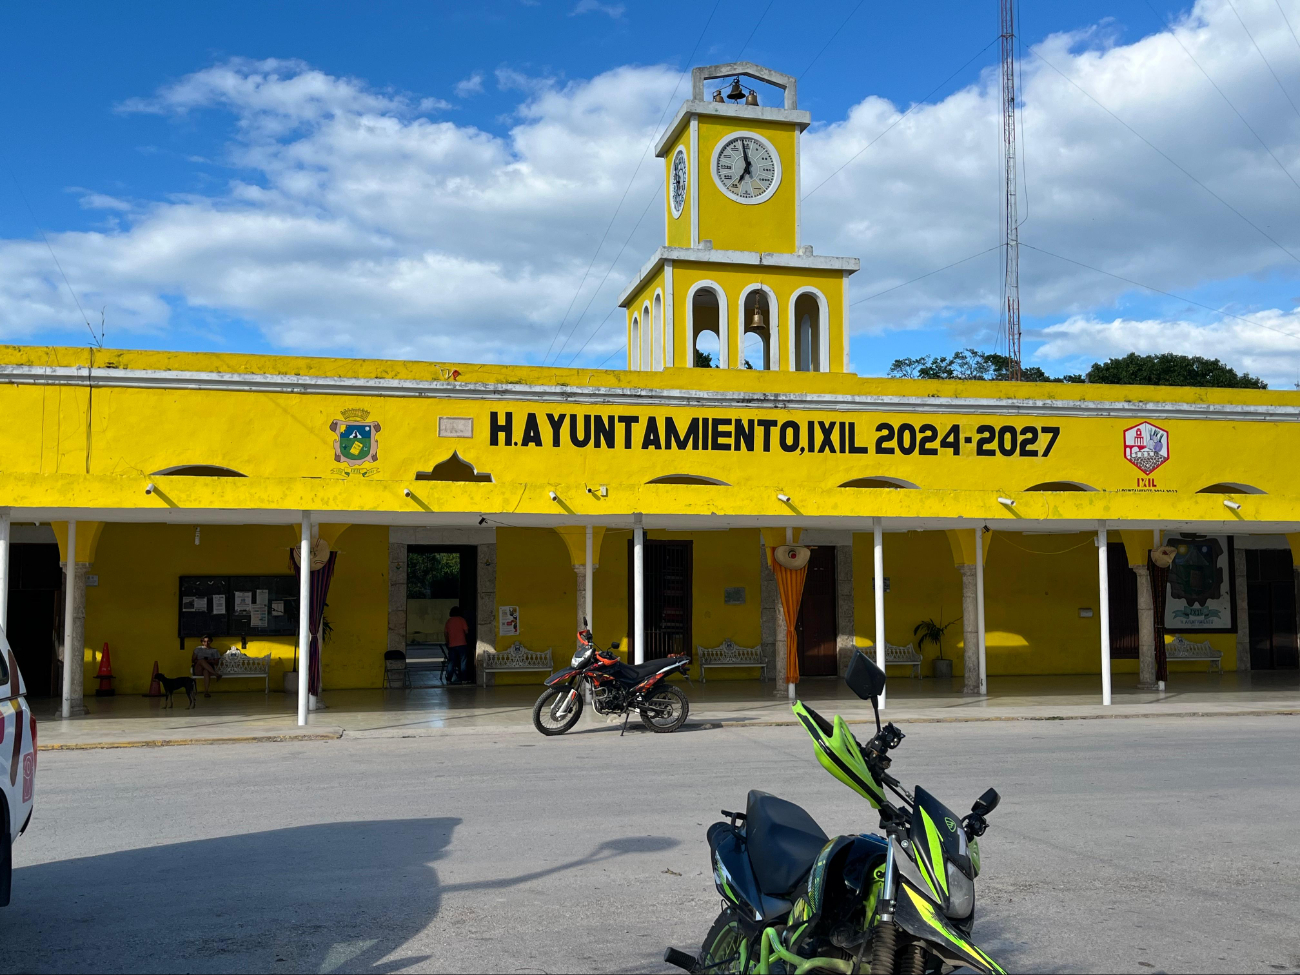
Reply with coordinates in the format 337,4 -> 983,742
1000,0 -> 1022,381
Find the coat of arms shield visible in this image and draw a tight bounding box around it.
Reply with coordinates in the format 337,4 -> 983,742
331,409 -> 381,466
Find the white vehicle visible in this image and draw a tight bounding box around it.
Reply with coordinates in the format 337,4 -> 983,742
0,628 -> 36,907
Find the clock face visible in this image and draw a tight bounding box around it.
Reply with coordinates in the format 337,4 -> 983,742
670,146 -> 688,218
712,132 -> 781,204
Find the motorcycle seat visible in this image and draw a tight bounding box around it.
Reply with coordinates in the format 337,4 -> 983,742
612,658 -> 681,683
745,790 -> 829,897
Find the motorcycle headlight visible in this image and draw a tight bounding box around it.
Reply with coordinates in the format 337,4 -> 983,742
945,860 -> 975,919
571,649 -> 588,668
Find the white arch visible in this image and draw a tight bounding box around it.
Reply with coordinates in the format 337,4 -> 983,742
629,313 -> 640,370
641,302 -> 652,372
686,279 -> 729,369
737,283 -> 779,370
788,286 -> 831,373
652,290 -> 664,371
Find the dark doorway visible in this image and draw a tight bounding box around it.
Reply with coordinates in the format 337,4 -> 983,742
1245,549 -> 1298,670
1107,543 -> 1139,659
796,546 -> 838,677
627,539 -> 692,661
7,543 -> 62,697
406,545 -> 478,683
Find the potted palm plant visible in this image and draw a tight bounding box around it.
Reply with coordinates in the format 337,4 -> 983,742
913,616 -> 960,680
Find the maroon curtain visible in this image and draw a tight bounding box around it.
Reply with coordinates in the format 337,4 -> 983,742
1150,556 -> 1169,683
292,550 -> 338,696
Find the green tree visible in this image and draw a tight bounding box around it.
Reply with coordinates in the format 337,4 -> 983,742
694,348 -> 715,368
888,348 -> 1055,382
1085,352 -> 1266,389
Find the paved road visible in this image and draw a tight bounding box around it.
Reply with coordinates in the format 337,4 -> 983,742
4,715 -> 1299,974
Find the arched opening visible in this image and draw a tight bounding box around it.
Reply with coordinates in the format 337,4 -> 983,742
415,452 -> 494,483
652,293 -> 664,371
692,286 -> 722,368
839,476 -> 919,489
642,302 -> 652,371
630,314 -> 640,370
646,474 -> 731,486
742,289 -> 771,370
1025,481 -> 1099,492
794,292 -> 821,372
1197,482 -> 1266,494
150,465 -> 247,477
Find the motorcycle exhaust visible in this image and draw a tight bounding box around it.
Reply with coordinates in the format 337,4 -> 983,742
663,947 -> 697,972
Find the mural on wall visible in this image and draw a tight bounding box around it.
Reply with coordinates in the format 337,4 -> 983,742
330,408 -> 381,477
1162,533 -> 1236,633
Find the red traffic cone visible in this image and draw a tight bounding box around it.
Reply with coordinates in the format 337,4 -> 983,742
144,659 -> 162,697
94,642 -> 116,697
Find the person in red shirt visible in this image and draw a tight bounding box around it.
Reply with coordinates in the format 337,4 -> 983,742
443,606 -> 471,684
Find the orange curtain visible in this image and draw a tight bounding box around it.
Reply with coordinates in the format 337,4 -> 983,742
773,560 -> 809,684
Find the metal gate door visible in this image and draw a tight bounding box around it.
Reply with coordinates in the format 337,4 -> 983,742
628,540 -> 692,661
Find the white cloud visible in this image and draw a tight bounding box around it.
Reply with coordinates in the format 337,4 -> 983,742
571,0 -> 625,18
3,0 -> 1300,378
454,72 -> 484,98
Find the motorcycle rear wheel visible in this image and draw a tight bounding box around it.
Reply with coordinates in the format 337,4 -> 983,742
532,686 -> 584,736
696,909 -> 751,974
640,684 -> 689,733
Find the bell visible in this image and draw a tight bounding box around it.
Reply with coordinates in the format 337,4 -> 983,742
726,78 -> 745,101
745,90 -> 759,106
712,89 -> 725,103
750,305 -> 764,331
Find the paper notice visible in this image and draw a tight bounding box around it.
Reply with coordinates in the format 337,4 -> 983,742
212,594 -> 226,615
272,600 -> 285,616
182,596 -> 206,612
256,589 -> 269,606
234,592 -> 252,613
250,604 -> 268,628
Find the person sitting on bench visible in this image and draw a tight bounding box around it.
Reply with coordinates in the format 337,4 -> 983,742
192,634 -> 223,697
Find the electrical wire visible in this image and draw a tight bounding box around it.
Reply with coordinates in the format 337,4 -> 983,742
5,162 -> 100,346
541,0 -> 723,366
803,36 -> 999,201
850,245 -> 1002,306
1028,47 -> 1300,268
1225,0 -> 1300,125
800,0 -> 867,79
736,0 -> 776,62
1145,0 -> 1300,197
1020,241 -> 1300,343
1275,0 -> 1300,53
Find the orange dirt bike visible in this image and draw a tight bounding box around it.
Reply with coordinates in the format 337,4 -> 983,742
531,622 -> 691,736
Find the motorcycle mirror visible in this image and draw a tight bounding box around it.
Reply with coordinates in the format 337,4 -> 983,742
971,788 -> 1000,817
610,640 -> 620,649
845,650 -> 887,702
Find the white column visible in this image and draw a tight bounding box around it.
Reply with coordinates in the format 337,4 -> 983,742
585,525 -> 594,630
786,526 -> 796,700
1154,527 -> 1165,690
61,519 -> 77,719
1098,527 -> 1112,706
873,524 -> 886,710
976,527 -> 987,695
633,515 -> 645,664
0,508 -> 10,631
298,511 -> 311,726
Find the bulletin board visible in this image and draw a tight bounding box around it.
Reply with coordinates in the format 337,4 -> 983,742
178,575 -> 300,639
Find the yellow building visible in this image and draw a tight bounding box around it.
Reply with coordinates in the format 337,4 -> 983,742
3,63 -> 1298,720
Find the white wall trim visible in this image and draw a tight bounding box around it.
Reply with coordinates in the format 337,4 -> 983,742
664,262 -> 675,368
685,279 -> 728,370
690,118 -> 699,248
641,301 -> 652,373
842,271 -> 851,373
789,286 -> 831,373
630,312 -> 640,370
738,282 -> 780,371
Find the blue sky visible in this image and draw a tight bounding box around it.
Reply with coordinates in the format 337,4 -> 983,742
3,0 -> 1300,382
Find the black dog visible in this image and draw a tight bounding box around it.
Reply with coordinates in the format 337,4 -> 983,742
155,672 -> 197,709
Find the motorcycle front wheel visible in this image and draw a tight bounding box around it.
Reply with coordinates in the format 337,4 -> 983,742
696,909 -> 751,973
640,684 -> 689,733
532,686 -> 584,736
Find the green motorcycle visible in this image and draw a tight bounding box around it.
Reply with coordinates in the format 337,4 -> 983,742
664,650 -> 1005,974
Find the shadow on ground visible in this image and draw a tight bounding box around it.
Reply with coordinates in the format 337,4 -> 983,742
0,820 -> 682,974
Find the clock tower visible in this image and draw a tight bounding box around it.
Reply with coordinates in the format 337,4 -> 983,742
619,62 -> 859,374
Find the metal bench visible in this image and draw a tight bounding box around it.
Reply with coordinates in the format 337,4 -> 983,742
884,641 -> 923,678
1165,635 -> 1222,673
192,652 -> 271,693
698,640 -> 765,681
481,642 -> 553,685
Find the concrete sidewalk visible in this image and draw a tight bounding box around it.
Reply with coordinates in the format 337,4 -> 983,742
33,671 -> 1300,748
